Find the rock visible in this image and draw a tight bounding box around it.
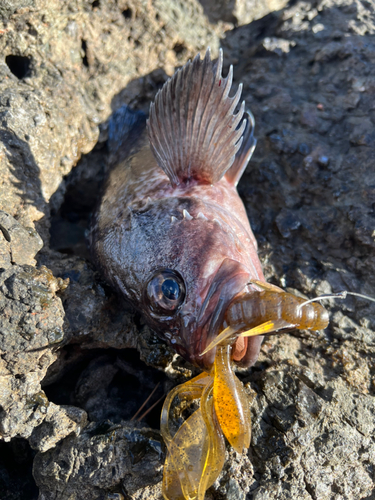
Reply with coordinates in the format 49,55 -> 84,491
33,421 -> 164,500
0,211 -> 43,267
248,366 -> 375,500
0,263 -> 66,442
1,0 -> 375,498
214,449 -> 253,499
199,0 -> 289,25
0,0 -> 34,19
222,0 -> 375,496
29,404 -> 87,453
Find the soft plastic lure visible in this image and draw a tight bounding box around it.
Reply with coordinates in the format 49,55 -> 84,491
161,284 -> 331,500
161,285 -> 375,499
202,280 -> 330,357
161,345 -> 250,500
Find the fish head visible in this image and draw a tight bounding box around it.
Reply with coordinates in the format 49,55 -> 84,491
94,49 -> 264,370
117,196 -> 260,369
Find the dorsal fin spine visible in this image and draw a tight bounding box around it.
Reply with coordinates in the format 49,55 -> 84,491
225,110 -> 257,186
204,75 -> 241,158
222,64 -> 233,99
194,55 -> 220,169
199,59 -> 230,157
211,99 -> 245,163
189,52 -> 211,179
175,69 -> 185,177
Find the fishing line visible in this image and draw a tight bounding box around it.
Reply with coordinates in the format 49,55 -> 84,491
298,291 -> 375,310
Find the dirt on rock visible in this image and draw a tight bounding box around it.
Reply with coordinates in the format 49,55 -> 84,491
0,0 -> 375,499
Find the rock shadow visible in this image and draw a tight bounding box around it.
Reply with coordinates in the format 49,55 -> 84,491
0,438 -> 38,500
43,347 -> 168,428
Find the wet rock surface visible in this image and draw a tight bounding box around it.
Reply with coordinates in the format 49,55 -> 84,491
1,0 -> 375,499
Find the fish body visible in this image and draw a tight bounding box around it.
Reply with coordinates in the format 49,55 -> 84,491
90,50 -> 265,368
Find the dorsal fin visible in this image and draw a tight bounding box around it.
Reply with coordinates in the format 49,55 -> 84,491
225,111 -> 257,186
147,49 -> 246,186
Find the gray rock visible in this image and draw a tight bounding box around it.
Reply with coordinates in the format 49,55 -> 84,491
220,1 -> 375,496
248,367 -> 375,499
1,0 -> 375,499
0,0 -> 34,19
29,405 -> 88,453
198,0 -> 289,25
0,211 -> 43,267
33,421 -> 164,500
0,263 -> 66,442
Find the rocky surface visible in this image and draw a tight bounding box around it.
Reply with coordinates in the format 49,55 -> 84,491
33,421 -> 164,500
1,0 -> 375,499
0,214 -> 66,444
199,0 -> 289,25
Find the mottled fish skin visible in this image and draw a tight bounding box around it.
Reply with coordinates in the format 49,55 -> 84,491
90,49 -> 265,369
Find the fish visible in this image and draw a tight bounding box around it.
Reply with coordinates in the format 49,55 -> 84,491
90,48 -> 266,369
89,49 -> 332,500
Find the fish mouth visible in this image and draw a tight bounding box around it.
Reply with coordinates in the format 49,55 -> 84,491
181,258 -> 262,369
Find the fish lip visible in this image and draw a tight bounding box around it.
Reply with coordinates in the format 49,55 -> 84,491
183,258 -> 253,369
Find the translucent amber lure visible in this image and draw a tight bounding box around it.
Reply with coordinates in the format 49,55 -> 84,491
161,284 -> 332,500
202,281 -> 330,356
213,345 -> 251,454
161,347 -> 250,500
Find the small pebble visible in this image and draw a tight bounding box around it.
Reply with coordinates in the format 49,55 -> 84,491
318,155 -> 330,167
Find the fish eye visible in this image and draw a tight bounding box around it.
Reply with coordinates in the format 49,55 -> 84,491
146,270 -> 186,314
